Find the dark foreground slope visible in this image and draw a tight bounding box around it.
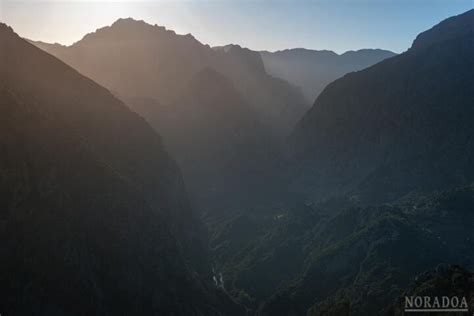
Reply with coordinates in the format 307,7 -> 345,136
0,24 -> 241,315
260,186 -> 474,315
210,185 -> 474,315
289,9 -> 474,204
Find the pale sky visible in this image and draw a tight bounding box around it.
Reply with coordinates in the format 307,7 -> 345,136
1,0 -> 472,54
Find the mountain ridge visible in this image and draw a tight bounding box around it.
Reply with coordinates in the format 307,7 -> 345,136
0,22 -> 242,315
260,48 -> 396,102
30,17 -> 309,137
287,8 -> 474,204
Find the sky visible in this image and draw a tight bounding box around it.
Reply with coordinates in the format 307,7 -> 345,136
1,0 -> 472,54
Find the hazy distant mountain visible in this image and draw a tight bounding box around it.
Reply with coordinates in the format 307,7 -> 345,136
126,68 -> 282,211
0,23 -> 241,315
288,9 -> 474,203
31,18 -> 308,136
260,48 -> 396,102
32,19 -> 301,212
213,44 -> 310,134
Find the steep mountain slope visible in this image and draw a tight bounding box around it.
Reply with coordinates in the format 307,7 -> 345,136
209,184 -> 474,315
205,10 -> 474,315
0,23 -> 241,315
31,18 -> 308,136
126,68 -> 283,211
260,185 -> 474,315
289,9 -> 474,204
260,48 -> 396,103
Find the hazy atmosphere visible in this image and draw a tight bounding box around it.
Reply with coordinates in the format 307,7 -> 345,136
2,0 -> 472,53
1,1 -> 473,315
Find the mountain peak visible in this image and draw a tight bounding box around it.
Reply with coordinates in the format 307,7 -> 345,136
269,48 -> 338,59
110,17 -> 171,33
73,17 -> 179,46
411,9 -> 474,51
214,44 -> 266,73
341,48 -> 395,57
0,23 -> 16,38
112,17 -> 146,26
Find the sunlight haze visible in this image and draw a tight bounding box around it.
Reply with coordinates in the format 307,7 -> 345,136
2,0 -> 472,53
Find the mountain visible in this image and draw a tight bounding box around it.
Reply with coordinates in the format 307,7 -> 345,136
210,185 -> 474,315
205,9 -> 474,315
288,9 -> 474,204
126,68 -> 282,211
213,44 -> 310,135
260,48 -> 396,103
31,18 -> 309,136
31,18 -> 307,213
262,186 -> 474,315
0,23 -> 241,315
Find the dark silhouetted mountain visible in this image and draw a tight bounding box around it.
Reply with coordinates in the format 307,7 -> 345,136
31,18 -> 308,136
0,23 -> 242,315
260,48 -> 396,102
288,9 -> 474,204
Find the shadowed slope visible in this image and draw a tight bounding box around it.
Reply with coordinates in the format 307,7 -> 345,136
0,23 -> 241,315
288,9 -> 474,204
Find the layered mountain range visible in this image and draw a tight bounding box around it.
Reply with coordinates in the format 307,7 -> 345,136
208,8 -> 474,315
3,7 -> 473,316
30,18 -> 401,214
260,48 -> 396,103
32,18 -> 308,137
288,8 -> 474,204
31,18 -> 307,212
